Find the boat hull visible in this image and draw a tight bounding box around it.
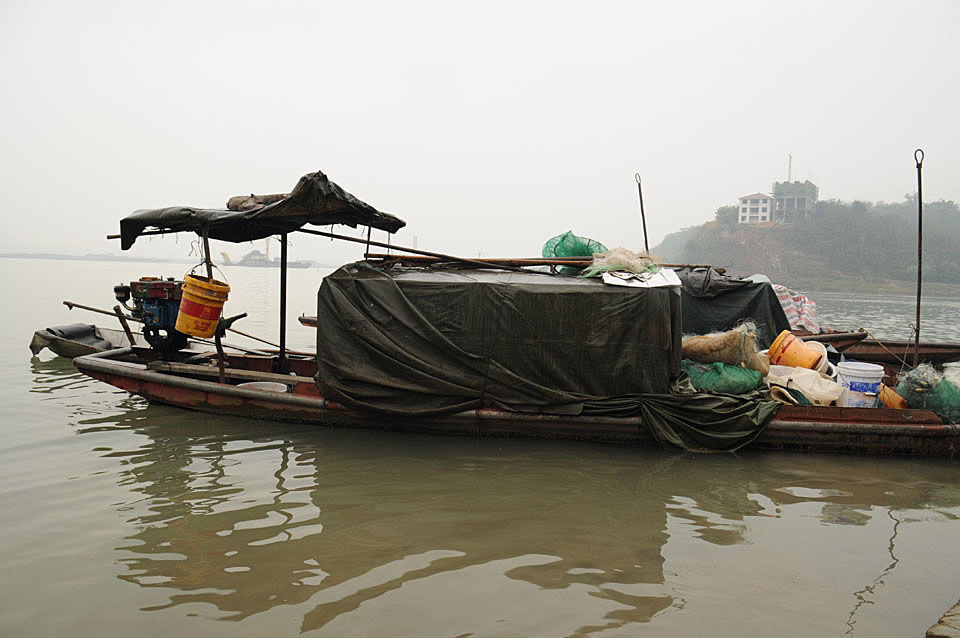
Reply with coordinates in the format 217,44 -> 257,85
800,332 -> 960,365
74,349 -> 960,457
841,339 -> 960,366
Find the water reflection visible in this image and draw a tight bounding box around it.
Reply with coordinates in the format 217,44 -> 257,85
29,355 -> 89,393
90,415 -> 678,632
25,352 -> 960,635
62,402 -> 960,635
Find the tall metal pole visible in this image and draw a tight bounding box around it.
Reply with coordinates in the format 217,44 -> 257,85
635,173 -> 649,253
278,233 -> 288,374
913,149 -> 924,368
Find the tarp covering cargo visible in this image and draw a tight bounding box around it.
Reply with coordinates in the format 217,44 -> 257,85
675,267 -> 791,348
118,171 -> 405,250
314,263 -> 779,452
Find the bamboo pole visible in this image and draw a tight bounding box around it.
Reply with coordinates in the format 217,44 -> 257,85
297,228 -> 530,273
112,305 -> 137,345
200,227 -> 227,384
362,253 -> 724,273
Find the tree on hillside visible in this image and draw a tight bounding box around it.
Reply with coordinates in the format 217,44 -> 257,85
676,196 -> 960,285
714,205 -> 739,227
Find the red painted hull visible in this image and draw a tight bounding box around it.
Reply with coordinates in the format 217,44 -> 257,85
74,349 -> 959,457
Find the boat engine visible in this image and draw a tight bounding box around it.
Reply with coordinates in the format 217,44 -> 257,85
114,277 -> 189,357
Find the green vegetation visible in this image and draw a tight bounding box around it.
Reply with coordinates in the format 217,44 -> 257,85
654,197 -> 960,290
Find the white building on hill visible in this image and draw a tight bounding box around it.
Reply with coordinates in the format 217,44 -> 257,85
737,193 -> 773,224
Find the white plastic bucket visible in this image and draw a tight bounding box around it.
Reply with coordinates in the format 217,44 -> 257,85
836,361 -> 884,408
805,341 -> 837,379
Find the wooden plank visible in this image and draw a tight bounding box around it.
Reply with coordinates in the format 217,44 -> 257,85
146,360 -> 313,385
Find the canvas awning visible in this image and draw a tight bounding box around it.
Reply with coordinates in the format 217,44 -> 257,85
118,171 -> 406,250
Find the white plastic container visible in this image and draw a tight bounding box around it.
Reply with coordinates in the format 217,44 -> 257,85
237,381 -> 289,393
836,361 -> 884,408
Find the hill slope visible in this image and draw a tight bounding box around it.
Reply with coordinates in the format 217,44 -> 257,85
654,198 -> 960,291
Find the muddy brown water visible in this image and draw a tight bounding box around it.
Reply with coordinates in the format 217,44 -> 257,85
4,257 -> 959,637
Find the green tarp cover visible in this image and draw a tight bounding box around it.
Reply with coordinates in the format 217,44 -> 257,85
119,171 -> 406,250
676,267 -> 791,348
314,263 -> 779,452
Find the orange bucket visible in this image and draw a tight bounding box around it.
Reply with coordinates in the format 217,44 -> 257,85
175,275 -> 230,338
767,330 -> 823,370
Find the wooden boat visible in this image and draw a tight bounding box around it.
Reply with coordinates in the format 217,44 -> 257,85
800,330 -> 960,366
74,347 -> 959,457
70,170 -> 959,457
839,339 -> 960,366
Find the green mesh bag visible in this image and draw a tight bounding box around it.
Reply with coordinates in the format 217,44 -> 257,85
542,231 -> 608,274
897,365 -> 960,424
682,359 -> 762,395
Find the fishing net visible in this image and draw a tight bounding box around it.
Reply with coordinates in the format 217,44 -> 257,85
682,360 -> 762,395
681,322 -> 770,376
542,231 -> 608,274
897,364 -> 960,423
542,231 -> 608,258
580,246 -> 659,278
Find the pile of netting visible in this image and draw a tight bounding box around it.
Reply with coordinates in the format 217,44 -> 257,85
581,247 -> 659,278
681,322 -> 770,377
897,364 -> 960,423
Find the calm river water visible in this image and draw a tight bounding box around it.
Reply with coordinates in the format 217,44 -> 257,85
3,257 -> 959,638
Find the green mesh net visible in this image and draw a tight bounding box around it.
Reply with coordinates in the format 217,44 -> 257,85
897,364 -> 960,424
542,231 -> 608,258
542,231 -> 608,274
682,359 -> 763,395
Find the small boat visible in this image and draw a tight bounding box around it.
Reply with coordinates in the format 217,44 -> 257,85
30,323 -> 214,360
30,323 -> 149,358
800,331 -> 960,366
838,339 -> 960,366
225,248 -> 312,269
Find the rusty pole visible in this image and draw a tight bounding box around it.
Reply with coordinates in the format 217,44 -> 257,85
635,173 -> 649,253
913,148 -> 924,368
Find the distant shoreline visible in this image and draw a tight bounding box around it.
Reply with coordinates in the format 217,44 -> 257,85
0,253 -> 336,268
0,252 -> 197,264
4,252 -> 958,296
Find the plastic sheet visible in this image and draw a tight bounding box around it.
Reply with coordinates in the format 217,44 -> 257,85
313,263 -> 779,452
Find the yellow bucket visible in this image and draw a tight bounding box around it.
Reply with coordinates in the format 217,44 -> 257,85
175,275 -> 230,338
767,330 -> 823,370
878,384 -> 908,409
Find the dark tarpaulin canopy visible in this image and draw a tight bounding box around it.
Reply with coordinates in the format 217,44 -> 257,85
314,263 -> 779,452
118,171 -> 406,250
675,267 -> 791,348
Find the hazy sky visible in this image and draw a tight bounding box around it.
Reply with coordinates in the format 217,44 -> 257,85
2,0 -> 958,263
